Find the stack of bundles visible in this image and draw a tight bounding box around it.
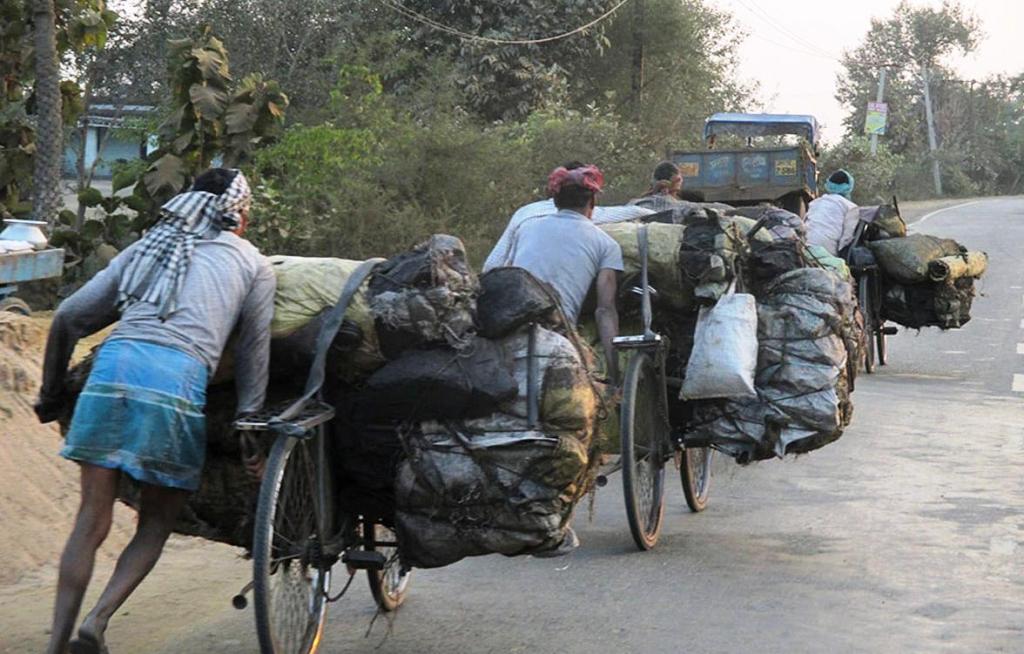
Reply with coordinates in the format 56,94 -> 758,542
393,267 -> 602,568
868,234 -> 988,329
262,255 -> 384,382
687,267 -> 859,462
680,208 -> 760,302
598,208 -> 757,309
369,234 -> 478,358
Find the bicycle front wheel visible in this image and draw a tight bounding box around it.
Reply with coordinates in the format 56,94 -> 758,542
621,352 -> 667,551
253,433 -> 331,654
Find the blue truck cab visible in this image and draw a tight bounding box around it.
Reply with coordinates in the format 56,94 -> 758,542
670,113 -> 820,216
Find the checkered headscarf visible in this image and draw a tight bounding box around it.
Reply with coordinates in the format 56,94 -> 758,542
117,170 -> 252,319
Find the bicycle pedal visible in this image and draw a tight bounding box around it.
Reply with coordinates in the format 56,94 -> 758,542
341,550 -> 387,570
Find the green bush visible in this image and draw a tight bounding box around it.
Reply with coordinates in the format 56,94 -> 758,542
248,72 -> 665,269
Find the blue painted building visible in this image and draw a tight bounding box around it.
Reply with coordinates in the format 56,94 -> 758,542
62,103 -> 156,179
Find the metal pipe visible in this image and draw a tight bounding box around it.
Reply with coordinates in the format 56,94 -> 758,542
527,323 -> 540,429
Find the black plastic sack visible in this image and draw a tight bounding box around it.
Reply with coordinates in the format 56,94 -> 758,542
882,278 -> 975,329
368,234 -> 478,359
476,267 -> 559,338
359,338 -> 517,422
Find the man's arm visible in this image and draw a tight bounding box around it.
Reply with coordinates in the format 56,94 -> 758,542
233,259 -> 276,416
37,265 -> 122,421
594,268 -> 620,383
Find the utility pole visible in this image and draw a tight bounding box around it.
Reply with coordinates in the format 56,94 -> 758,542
870,67 -> 887,156
630,0 -> 644,122
921,66 -> 943,196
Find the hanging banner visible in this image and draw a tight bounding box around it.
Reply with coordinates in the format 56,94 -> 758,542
864,101 -> 888,135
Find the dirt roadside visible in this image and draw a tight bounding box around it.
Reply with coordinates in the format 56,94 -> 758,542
0,313 -> 252,652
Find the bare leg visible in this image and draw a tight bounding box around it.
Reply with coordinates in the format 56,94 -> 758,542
76,483 -> 188,645
46,464 -> 119,654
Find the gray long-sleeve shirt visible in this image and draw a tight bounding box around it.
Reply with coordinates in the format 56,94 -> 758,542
41,231 -> 275,415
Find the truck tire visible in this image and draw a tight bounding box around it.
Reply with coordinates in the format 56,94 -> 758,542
780,193 -> 807,217
0,297 -> 31,315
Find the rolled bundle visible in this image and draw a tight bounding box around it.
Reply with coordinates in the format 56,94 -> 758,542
926,251 -> 988,282
868,234 -> 963,284
269,256 -> 384,378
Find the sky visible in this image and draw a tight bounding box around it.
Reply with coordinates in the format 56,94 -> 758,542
717,0 -> 1024,144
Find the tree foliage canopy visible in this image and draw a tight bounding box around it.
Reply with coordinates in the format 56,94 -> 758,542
832,0 -> 1021,197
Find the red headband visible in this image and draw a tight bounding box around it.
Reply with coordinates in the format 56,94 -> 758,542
546,165 -> 605,197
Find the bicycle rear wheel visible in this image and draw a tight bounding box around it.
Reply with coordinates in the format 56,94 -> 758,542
253,432 -> 331,654
366,524 -> 412,612
858,275 -> 875,374
621,352 -> 667,551
680,447 -> 713,512
876,322 -> 888,366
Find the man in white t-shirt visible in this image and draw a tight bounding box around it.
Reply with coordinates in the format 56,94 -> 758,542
505,164 -> 624,382
483,161 -> 651,272
806,169 -> 860,256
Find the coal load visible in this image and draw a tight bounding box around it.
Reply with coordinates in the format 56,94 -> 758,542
394,325 -> 601,568
359,338 -> 518,422
475,267 -> 560,338
687,268 -> 859,462
867,234 -> 987,330
369,234 -> 477,358
268,255 -> 385,381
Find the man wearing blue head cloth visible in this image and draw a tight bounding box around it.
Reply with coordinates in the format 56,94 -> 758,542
806,169 -> 860,256
35,168 -> 275,654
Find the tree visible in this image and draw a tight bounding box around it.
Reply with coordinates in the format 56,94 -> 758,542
32,0 -> 63,226
51,28 -> 289,274
570,0 -> 752,152
835,1 -> 981,194
0,0 -> 115,221
384,0 -> 623,122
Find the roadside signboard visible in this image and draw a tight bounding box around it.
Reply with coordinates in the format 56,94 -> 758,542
864,101 -> 888,135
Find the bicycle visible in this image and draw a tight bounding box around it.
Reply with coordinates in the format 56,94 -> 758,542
233,258 -> 411,654
599,223 -> 714,552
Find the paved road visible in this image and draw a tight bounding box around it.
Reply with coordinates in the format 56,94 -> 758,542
159,197 -> 1024,653
11,198 -> 1021,653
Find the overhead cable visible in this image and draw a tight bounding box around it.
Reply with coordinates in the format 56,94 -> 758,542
379,0 -> 632,46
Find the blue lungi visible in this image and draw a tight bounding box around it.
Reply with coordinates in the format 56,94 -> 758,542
61,338 -> 209,491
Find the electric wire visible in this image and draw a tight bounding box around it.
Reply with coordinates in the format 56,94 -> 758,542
378,0 -> 632,46
734,0 -> 841,61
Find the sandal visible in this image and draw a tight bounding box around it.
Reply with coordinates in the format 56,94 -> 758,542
68,631 -> 109,654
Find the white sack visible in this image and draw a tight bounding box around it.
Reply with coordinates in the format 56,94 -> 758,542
679,292 -> 758,400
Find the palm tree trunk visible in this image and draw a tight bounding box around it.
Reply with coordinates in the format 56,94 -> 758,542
32,0 -> 63,227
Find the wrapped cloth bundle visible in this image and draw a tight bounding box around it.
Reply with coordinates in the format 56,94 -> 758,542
599,222 -> 692,309
868,234 -> 963,284
369,234 -> 478,358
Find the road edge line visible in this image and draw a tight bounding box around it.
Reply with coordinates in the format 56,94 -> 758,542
910,199 -> 989,228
